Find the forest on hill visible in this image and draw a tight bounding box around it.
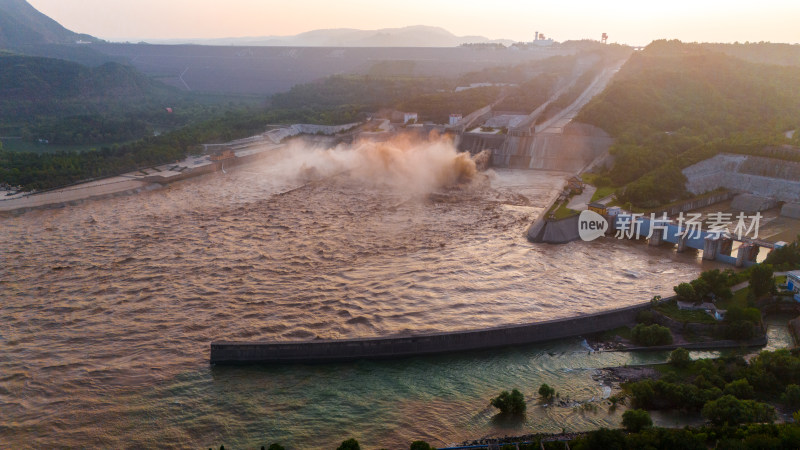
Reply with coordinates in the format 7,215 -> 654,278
0,54 -> 253,146
577,40 -> 800,208
0,44 -> 627,191
702,42 -> 800,67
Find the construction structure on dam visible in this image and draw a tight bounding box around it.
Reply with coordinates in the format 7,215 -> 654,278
453,65 -> 619,173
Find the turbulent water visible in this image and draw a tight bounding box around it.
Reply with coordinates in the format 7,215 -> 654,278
1,140 -> 728,448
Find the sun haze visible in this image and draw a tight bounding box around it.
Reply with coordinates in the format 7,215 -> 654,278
26,0 -> 800,45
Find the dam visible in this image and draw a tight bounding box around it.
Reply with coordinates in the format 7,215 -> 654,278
211,300 -> 654,364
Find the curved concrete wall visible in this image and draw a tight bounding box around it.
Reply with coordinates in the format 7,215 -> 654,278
540,214 -> 581,244
527,214 -> 581,244
210,299 -> 664,364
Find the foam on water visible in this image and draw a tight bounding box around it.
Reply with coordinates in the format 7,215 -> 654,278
0,142 -> 728,447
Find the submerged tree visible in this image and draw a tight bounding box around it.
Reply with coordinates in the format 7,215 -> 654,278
490,389 -> 526,415
538,383 -> 556,401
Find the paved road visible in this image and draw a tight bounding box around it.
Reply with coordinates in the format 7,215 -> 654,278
535,64 -> 624,135
567,186 -> 597,210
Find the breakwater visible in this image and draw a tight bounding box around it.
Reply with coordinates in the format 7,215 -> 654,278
527,213 -> 580,244
210,299 -> 668,364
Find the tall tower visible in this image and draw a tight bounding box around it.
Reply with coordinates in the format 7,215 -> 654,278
535,31 -> 539,41
601,33 -> 608,44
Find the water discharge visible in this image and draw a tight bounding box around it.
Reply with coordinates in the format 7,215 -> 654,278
0,137 -> 729,447
272,132 -> 481,194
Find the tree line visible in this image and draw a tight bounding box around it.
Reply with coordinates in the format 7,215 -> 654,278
577,40 -> 800,208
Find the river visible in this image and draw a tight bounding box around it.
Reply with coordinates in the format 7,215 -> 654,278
0,141 -> 744,448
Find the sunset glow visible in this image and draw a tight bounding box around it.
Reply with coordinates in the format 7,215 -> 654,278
27,0 -> 800,45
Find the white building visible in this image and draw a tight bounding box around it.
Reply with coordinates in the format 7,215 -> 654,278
403,113 -> 418,124
788,270 -> 800,302
449,114 -> 462,126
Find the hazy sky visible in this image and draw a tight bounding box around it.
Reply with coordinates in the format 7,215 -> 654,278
28,0 -> 800,45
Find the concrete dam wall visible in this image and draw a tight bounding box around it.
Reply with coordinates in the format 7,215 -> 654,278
491,123 -> 613,172
527,214 -> 581,244
684,153 -> 800,202
210,299 -> 659,364
527,126 -> 613,172
456,123 -> 612,172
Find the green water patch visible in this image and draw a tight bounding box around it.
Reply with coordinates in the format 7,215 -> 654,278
115,340 -> 676,448
47,321 -> 794,449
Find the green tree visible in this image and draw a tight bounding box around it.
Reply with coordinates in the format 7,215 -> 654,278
698,269 -> 732,300
674,282 -> 698,302
668,348 -> 691,368
622,409 -> 653,432
764,236 -> 800,269
582,428 -> 626,450
337,438 -> 361,450
749,264 -> 775,299
725,306 -> 762,324
267,445 -> 285,450
538,383 -> 556,401
632,323 -> 673,346
782,384 -> 800,409
409,441 -> 434,450
723,379 -> 755,399
701,395 -> 776,426
490,389 -> 526,415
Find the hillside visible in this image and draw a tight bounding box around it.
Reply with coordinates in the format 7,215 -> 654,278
576,40 -> 800,208
0,54 -> 164,101
0,0 -> 117,66
702,42 -> 800,67
0,0 -> 99,47
0,54 -> 244,146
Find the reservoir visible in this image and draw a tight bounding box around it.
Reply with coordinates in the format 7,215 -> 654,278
1,139 -> 732,448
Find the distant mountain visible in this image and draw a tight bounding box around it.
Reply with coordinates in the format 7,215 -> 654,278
0,0 -> 115,66
148,25 -> 515,48
0,0 -> 100,47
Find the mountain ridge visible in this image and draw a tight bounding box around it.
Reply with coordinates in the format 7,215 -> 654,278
143,25 -> 516,47
0,0 -> 100,47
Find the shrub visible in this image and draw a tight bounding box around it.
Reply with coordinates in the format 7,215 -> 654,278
636,310 -> 655,324
583,428 -> 626,450
724,320 -> 755,340
409,441 -> 434,450
725,306 -> 761,324
723,379 -> 755,399
701,395 -> 776,426
668,347 -> 691,368
622,409 -> 653,432
337,438 -> 361,450
782,384 -> 800,409
631,323 -> 673,346
749,263 -> 775,299
490,389 -> 526,415
674,282 -> 698,303
629,380 -> 656,408
538,383 -> 556,400
267,445 -> 285,450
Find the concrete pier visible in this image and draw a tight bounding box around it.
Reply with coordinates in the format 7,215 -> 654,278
703,236 -> 719,261
676,233 -> 688,253
735,243 -> 760,268
210,298 -> 670,364
648,228 -> 663,246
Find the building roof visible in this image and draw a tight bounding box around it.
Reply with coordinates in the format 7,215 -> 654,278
588,202 -> 606,209
788,270 -> 800,279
